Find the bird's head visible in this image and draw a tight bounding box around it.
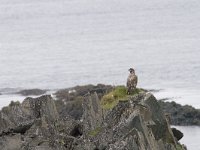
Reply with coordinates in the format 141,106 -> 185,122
128,68 -> 135,74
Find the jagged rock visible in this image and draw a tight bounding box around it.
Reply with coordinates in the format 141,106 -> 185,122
54,84 -> 113,120
54,84 -> 200,126
25,95 -> 59,122
0,101 -> 33,134
55,84 -> 113,100
159,100 -> 200,125
0,86 -> 186,150
0,134 -> 22,150
0,120 -> 34,136
79,92 -> 186,150
0,95 -> 59,135
82,92 -> 104,134
0,95 -> 71,150
171,128 -> 183,141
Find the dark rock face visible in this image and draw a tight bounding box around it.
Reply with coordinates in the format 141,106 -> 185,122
55,84 -> 113,100
17,89 -> 47,96
78,92 -> 186,150
0,85 -> 186,150
171,128 -> 183,141
54,85 -> 199,126
0,95 -> 77,150
54,84 -> 113,120
159,100 -> 200,125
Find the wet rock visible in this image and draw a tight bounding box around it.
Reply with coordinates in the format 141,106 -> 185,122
159,100 -> 200,125
17,89 -> 47,96
171,128 -> 183,141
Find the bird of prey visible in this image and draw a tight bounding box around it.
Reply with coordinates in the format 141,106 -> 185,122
127,68 -> 138,94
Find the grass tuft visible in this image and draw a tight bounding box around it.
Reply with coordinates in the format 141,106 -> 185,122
176,144 -> 184,150
101,86 -> 144,110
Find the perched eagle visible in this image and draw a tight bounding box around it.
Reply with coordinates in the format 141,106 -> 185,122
127,68 -> 138,94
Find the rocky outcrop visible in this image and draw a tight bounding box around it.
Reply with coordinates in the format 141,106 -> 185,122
171,128 -> 183,141
54,84 -> 200,126
17,89 -> 47,96
82,92 -> 104,135
0,86 -> 186,150
159,100 -> 200,125
0,95 -> 78,150
54,84 -> 113,120
79,92 -> 186,150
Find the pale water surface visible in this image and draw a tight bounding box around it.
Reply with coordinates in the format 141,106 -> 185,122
174,126 -> 200,150
0,0 -> 200,149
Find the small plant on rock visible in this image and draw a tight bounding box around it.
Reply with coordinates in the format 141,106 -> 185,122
101,86 -> 144,109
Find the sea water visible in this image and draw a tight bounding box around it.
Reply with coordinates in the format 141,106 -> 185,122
0,0 -> 200,149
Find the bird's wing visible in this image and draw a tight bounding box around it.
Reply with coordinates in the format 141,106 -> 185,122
127,75 -> 132,87
134,75 -> 138,87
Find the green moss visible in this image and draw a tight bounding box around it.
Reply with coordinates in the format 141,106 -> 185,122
165,132 -> 175,144
101,86 -> 144,110
88,127 -> 102,137
176,144 -> 184,150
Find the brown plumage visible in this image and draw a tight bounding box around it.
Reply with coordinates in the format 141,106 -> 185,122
127,68 -> 138,94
